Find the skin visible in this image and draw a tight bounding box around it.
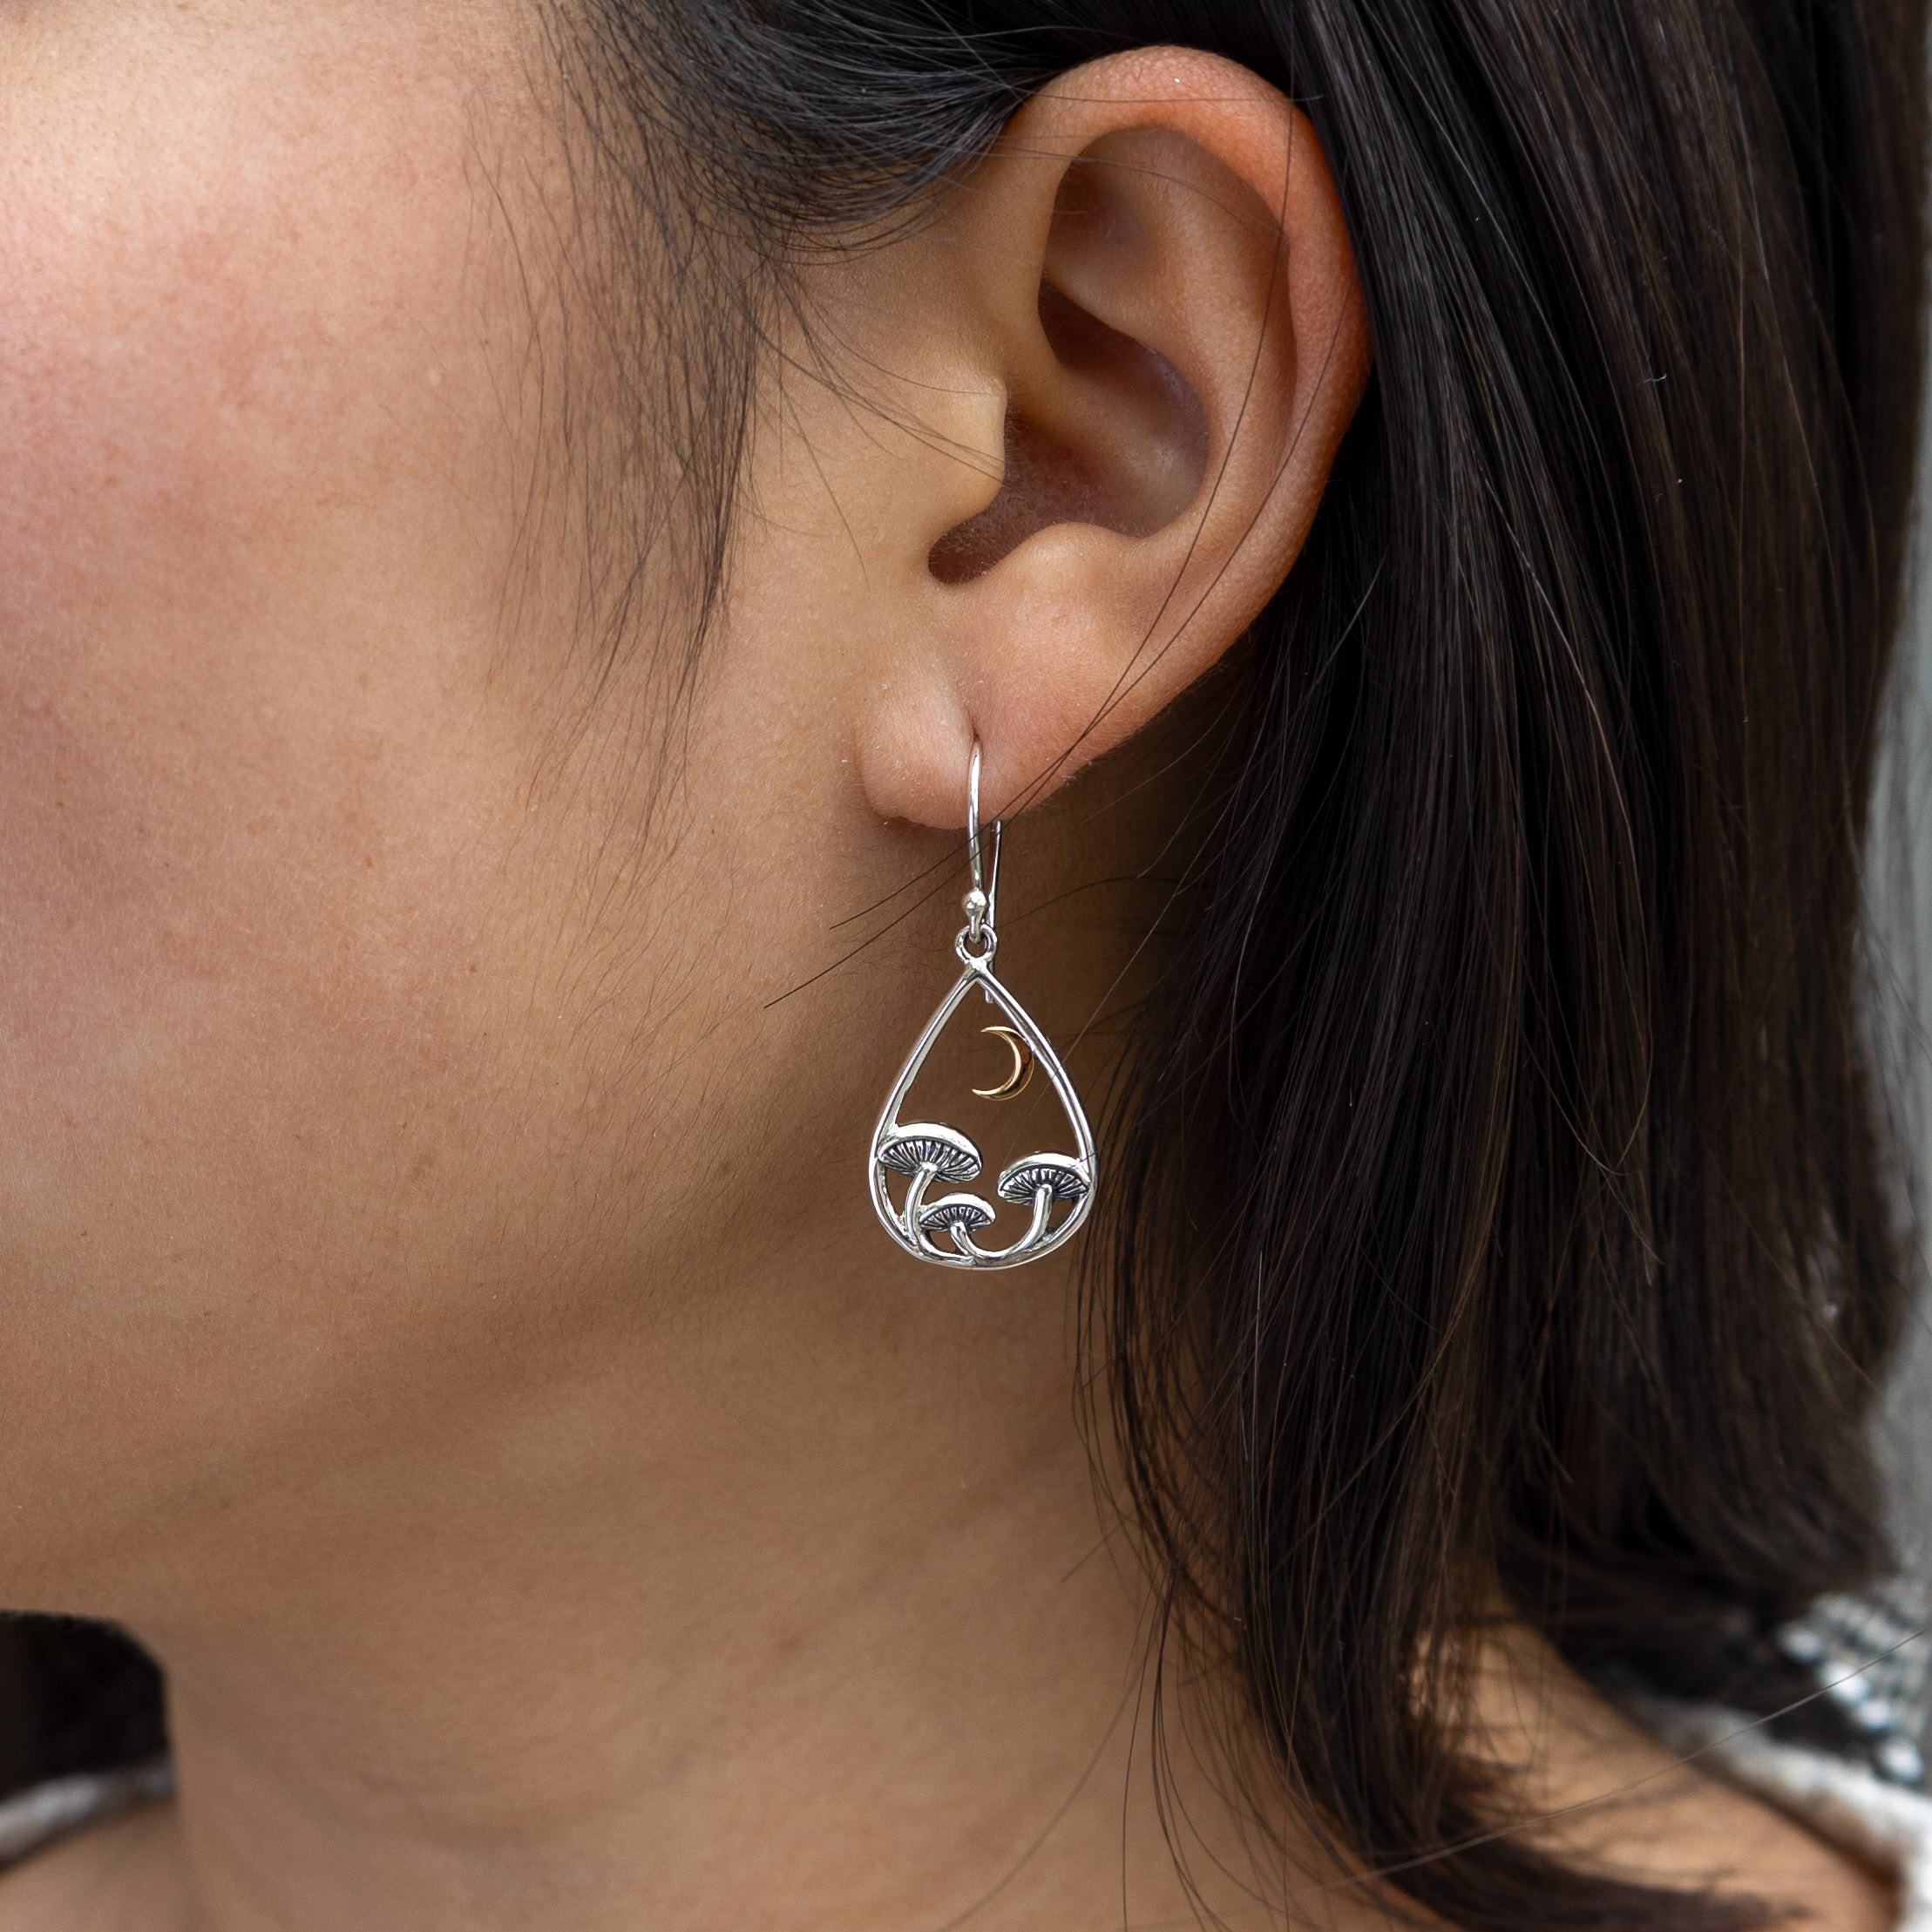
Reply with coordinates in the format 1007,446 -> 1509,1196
0,2 -> 1898,1927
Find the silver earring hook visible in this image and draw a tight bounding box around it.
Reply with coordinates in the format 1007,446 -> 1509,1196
964,741 -> 1001,952
868,734 -> 1097,1269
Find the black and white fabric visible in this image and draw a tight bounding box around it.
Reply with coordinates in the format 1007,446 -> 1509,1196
1768,1579 -> 1932,1789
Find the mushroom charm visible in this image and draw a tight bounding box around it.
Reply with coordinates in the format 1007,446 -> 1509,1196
866,746 -> 1097,1271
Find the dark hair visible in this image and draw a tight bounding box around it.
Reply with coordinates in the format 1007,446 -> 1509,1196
9,0 -> 1926,1924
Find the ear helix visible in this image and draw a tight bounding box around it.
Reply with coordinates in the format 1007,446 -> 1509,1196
866,743 -> 1097,1271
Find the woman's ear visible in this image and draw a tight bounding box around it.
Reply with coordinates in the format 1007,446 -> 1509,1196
751,46 -> 1369,829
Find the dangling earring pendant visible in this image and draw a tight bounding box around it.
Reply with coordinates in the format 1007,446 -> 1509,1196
868,744 -> 1096,1270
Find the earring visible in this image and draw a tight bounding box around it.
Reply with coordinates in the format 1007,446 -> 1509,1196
867,742 -> 1097,1270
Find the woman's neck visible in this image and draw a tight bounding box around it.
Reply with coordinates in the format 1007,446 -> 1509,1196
26,1240 -> 1359,1931
0,1237 -> 1895,1931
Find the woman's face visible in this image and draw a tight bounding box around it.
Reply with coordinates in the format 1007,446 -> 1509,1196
0,0 -> 1360,1629
0,0 -> 912,1607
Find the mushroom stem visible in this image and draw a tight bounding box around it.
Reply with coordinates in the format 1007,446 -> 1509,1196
1020,1182 -> 1054,1253
902,1160 -> 939,1254
950,1217 -> 1007,1263
964,1183 -> 1054,1265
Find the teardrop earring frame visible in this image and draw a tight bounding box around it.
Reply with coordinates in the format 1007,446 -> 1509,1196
867,744 -> 1097,1270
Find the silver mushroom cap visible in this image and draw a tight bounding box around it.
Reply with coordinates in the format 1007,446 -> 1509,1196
878,1123 -> 982,1183
917,1193 -> 998,1233
996,1153 -> 1090,1203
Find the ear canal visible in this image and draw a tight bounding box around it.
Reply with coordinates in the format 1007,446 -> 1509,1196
928,160 -> 1210,586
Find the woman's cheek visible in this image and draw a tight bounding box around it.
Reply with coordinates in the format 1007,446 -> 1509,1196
0,9 -> 534,1070
0,6 -> 560,1323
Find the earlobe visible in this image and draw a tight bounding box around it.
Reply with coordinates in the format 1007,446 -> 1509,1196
844,47 -> 1369,831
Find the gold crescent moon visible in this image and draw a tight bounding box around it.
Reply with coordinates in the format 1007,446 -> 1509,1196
973,1025 -> 1034,1101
